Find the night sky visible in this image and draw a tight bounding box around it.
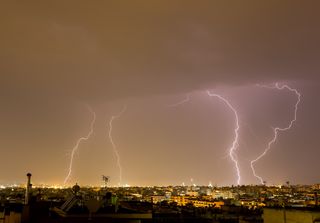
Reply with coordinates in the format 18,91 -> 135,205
1,1 -> 319,186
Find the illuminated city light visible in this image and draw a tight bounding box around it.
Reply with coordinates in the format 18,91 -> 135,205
250,83 -> 301,184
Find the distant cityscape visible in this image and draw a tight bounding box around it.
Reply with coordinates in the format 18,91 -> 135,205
1,173 -> 320,223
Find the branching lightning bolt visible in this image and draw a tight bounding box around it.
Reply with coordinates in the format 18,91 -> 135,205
250,83 -> 301,184
207,90 -> 241,185
108,105 -> 127,186
166,94 -> 191,107
64,106 -> 96,185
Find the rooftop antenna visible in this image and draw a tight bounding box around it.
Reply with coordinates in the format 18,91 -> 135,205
102,175 -> 110,188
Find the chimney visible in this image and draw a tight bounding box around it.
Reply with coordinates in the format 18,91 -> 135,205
25,173 -> 32,205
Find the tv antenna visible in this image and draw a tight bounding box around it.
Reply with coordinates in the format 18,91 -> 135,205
102,175 -> 110,187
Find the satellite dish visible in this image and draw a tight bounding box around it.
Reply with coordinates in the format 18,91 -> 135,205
72,183 -> 80,194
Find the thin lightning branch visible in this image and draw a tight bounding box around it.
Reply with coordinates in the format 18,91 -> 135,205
108,105 -> 127,186
250,83 -> 301,184
64,106 -> 96,185
207,90 -> 241,185
166,93 -> 191,107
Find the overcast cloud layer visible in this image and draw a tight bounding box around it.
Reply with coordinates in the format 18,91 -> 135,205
0,1 -> 319,186
1,1 -> 320,100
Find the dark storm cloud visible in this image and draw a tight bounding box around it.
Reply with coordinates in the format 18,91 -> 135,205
1,0 -> 319,101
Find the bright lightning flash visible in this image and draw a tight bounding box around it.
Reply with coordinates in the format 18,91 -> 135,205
207,91 -> 241,185
108,106 -> 127,186
250,83 -> 301,184
64,106 -> 96,185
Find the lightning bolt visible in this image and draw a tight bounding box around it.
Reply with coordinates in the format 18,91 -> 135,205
207,90 -> 241,185
108,105 -> 127,186
64,106 -> 96,185
166,93 -> 191,107
250,83 -> 301,184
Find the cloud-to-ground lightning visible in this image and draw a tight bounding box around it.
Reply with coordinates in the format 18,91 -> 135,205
64,106 -> 96,185
207,90 -> 241,185
108,106 -> 127,186
250,83 -> 301,184
167,91 -> 241,185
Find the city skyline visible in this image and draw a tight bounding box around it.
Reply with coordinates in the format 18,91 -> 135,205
0,1 -> 320,186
